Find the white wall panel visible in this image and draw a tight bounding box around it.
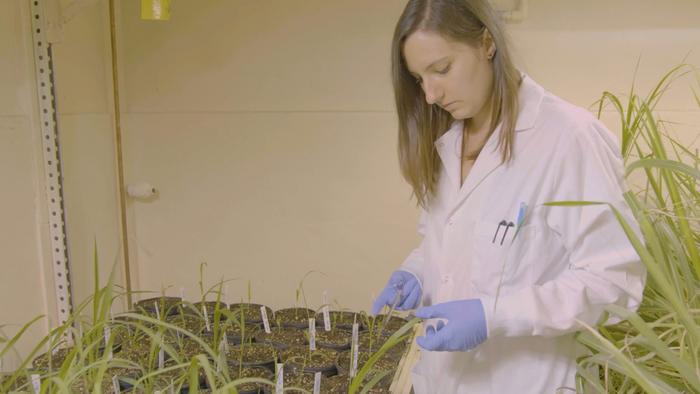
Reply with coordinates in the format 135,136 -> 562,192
123,112 -> 419,310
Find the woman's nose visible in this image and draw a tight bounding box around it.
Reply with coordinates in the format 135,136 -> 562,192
423,80 -> 443,105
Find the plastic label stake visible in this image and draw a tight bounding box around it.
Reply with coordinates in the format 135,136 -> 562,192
158,348 -> 165,369
203,304 -> 211,332
261,306 -> 272,334
179,287 -> 185,300
112,376 -> 121,394
31,374 -> 41,393
222,330 -> 229,352
322,290 -> 331,332
104,326 -> 113,360
313,372 -> 321,394
350,323 -> 360,377
154,301 -> 161,320
308,318 -> 316,351
275,363 -> 284,394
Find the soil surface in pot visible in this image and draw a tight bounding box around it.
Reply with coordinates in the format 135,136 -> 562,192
32,346 -> 73,370
0,373 -> 31,392
313,328 -> 352,350
273,308 -> 315,328
165,313 -> 207,336
254,327 -> 307,350
335,350 -> 398,376
358,331 -> 407,356
226,343 -> 277,369
282,371 -> 315,393
280,346 -> 338,376
364,314 -> 409,334
225,323 -> 261,345
228,365 -> 275,393
229,303 -> 273,325
68,367 -> 141,394
321,374 -> 350,393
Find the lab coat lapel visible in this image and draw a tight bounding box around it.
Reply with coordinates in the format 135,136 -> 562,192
448,73 -> 545,214
434,121 -> 464,191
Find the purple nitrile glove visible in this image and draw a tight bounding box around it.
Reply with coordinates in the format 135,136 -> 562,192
371,270 -> 422,315
414,299 -> 487,351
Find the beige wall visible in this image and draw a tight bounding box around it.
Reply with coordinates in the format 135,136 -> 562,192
113,0 -> 700,311
50,0 -> 125,312
0,0 -> 56,371
2,0 -> 699,368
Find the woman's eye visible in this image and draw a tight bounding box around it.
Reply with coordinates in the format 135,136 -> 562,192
436,65 -> 451,74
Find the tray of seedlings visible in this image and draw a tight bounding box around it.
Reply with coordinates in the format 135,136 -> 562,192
0,274 -> 419,394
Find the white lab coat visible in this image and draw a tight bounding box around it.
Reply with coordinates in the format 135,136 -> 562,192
401,73 -> 646,394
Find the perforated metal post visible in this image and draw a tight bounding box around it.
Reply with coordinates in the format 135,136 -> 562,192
29,0 -> 73,328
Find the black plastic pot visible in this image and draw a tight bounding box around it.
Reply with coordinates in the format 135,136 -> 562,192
134,296 -> 183,317
280,346 -> 338,377
273,308 -> 315,329
315,310 -> 365,331
313,328 -> 352,351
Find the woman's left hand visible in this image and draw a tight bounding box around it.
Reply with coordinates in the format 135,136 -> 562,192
414,299 -> 488,351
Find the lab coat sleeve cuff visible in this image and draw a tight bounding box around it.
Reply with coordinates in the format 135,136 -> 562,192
399,247 -> 425,290
480,294 -> 529,338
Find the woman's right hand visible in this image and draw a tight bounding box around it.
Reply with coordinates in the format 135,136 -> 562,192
371,270 -> 422,315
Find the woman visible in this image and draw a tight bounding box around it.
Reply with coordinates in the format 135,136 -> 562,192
371,1 -> 646,393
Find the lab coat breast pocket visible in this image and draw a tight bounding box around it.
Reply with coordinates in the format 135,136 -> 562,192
470,220 -> 537,296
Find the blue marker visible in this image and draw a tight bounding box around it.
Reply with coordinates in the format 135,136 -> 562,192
511,202 -> 528,244
516,202 -> 527,227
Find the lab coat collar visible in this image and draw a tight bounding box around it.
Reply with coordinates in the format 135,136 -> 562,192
512,72 -> 544,133
434,72 -> 544,194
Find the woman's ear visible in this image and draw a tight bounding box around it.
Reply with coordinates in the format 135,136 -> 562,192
482,29 -> 496,60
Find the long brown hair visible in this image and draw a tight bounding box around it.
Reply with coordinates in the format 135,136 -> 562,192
392,0 -> 521,208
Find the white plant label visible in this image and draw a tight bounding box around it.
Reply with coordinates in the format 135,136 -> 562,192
31,374 -> 41,394
350,323 -> 360,377
322,290 -> 331,332
154,301 -> 161,320
222,330 -> 229,352
112,376 -> 121,394
158,348 -> 165,369
275,363 -> 284,394
313,371 -> 322,394
104,326 -> 113,360
203,304 -> 211,332
179,287 -> 185,300
261,306 -> 271,334
308,318 -> 316,351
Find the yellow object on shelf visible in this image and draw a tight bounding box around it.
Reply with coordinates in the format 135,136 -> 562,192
141,0 -> 171,21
